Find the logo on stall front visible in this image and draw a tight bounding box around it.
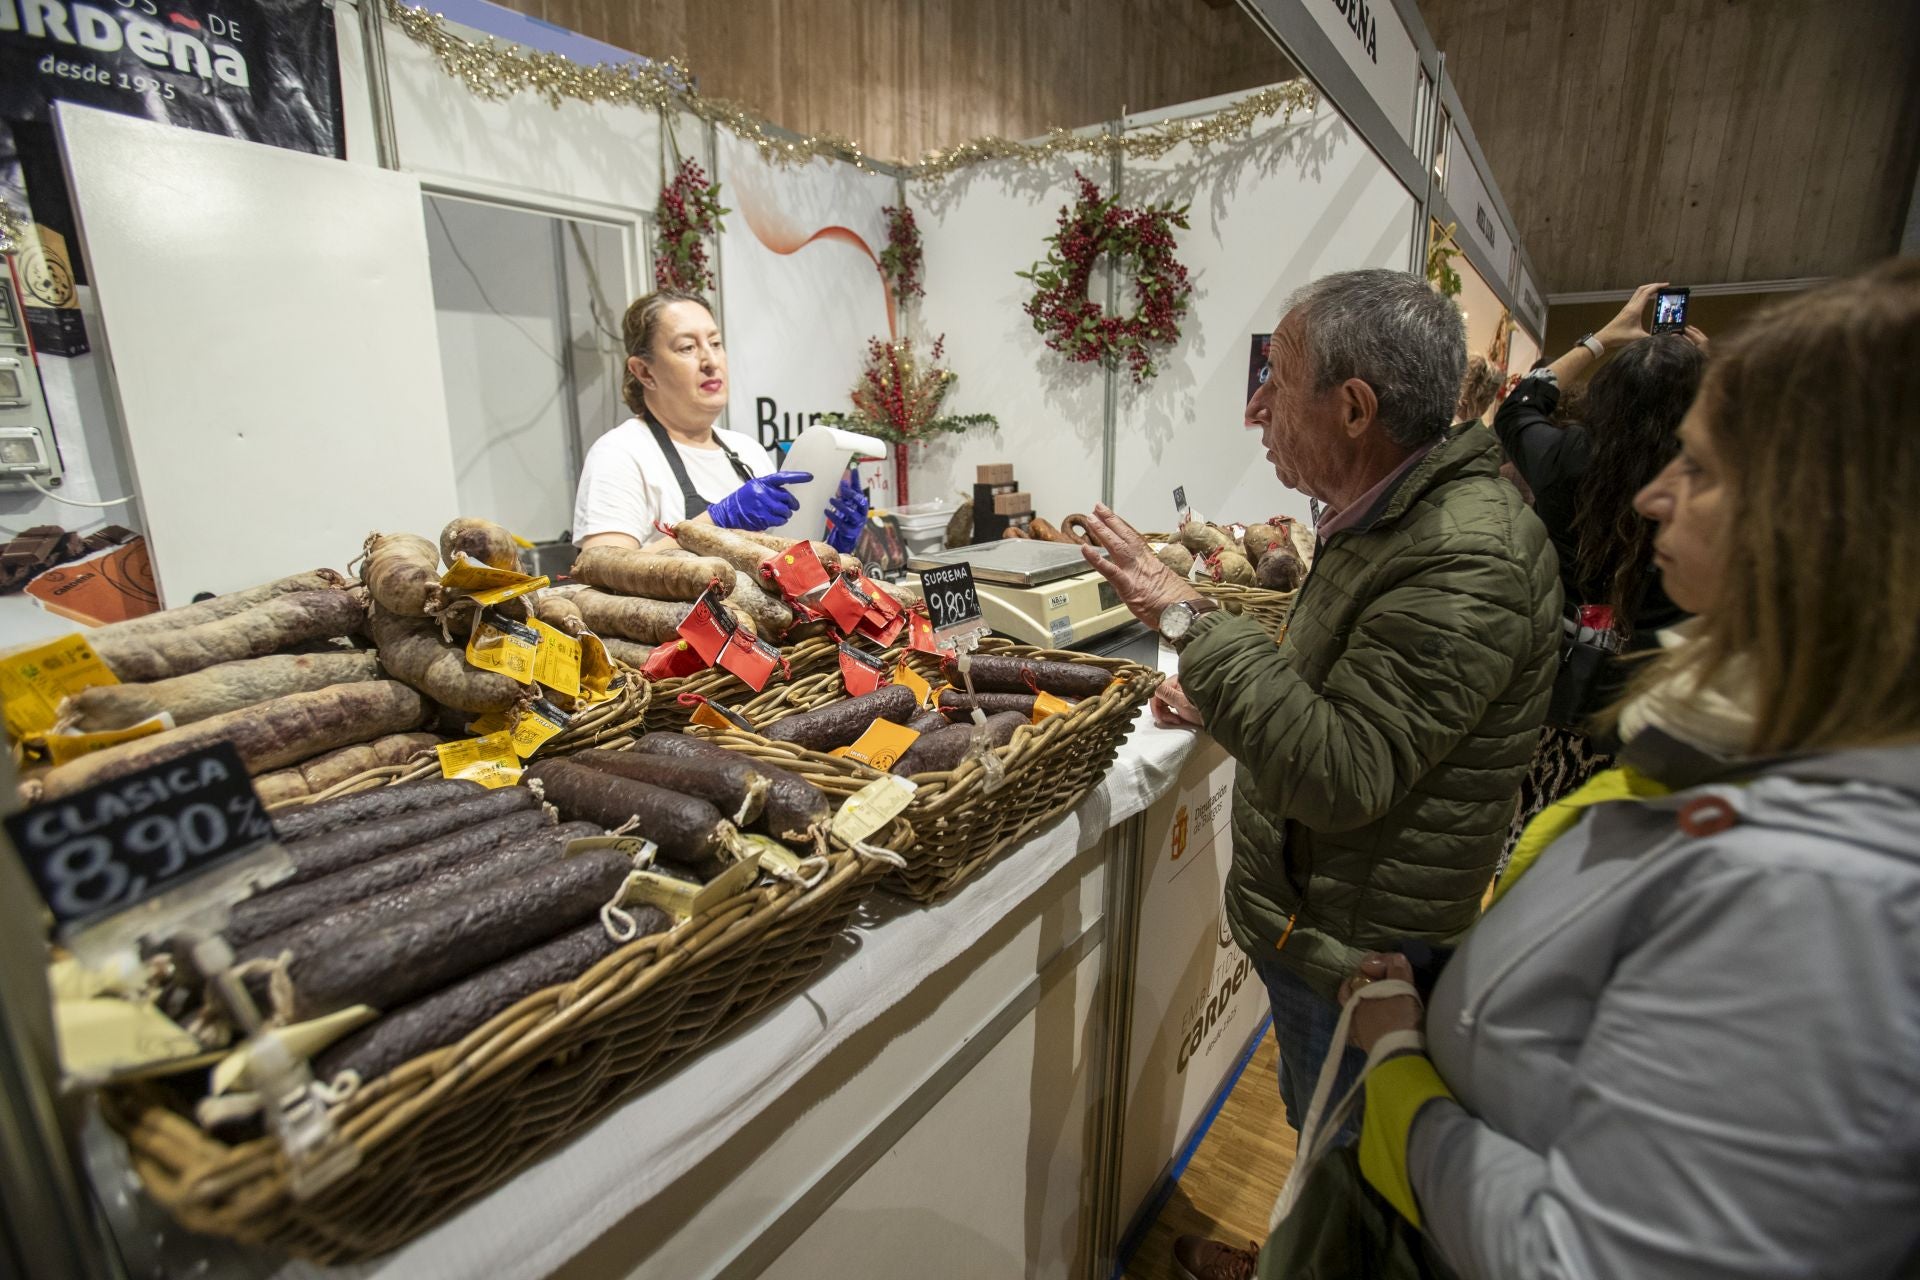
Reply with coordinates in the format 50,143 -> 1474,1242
1170,804 -> 1190,861
1177,949 -> 1252,1074
1330,0 -> 1378,64
4,0 -> 253,87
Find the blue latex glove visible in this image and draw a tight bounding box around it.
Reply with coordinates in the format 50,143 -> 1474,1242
707,469 -> 811,532
824,471 -> 870,554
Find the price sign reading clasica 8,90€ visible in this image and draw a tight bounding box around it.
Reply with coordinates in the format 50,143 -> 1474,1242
917,562 -> 984,635
6,741 -> 276,929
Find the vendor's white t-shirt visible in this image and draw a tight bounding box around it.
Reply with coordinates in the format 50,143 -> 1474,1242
572,417 -> 776,543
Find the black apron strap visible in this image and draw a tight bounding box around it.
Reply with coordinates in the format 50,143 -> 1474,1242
643,413 -> 757,522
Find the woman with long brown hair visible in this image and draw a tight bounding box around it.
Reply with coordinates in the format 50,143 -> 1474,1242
1493,286 -> 1708,862
1254,259 -> 1920,1280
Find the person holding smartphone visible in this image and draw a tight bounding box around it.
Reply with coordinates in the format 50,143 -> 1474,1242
1492,283 -> 1708,863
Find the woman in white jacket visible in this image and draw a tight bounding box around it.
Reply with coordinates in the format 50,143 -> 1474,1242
1258,260 -> 1920,1280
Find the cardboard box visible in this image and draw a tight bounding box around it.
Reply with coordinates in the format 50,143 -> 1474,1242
976,463 -> 1015,486
991,491 -> 1033,516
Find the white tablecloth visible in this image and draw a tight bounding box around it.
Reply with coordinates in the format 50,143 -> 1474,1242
253,710 -> 1203,1280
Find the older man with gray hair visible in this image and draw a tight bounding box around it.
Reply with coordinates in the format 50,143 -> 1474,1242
1083,270 -> 1558,1210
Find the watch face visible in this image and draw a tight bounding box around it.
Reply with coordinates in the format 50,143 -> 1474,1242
1161,602 -> 1193,641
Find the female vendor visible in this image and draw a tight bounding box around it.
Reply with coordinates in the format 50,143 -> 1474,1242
573,288 -> 867,552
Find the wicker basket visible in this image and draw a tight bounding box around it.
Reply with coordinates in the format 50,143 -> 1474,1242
706,638 -> 1161,903
1192,581 -> 1297,637
102,808 -> 904,1262
265,670 -> 653,813
642,635 -> 840,733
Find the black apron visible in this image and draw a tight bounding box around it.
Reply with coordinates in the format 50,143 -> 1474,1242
643,413 -> 757,520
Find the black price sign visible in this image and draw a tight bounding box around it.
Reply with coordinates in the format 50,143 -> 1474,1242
7,742 -> 275,929
918,562 -> 983,633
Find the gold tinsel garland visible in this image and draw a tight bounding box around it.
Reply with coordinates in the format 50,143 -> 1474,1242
0,199 -> 23,256
382,0 -> 1317,181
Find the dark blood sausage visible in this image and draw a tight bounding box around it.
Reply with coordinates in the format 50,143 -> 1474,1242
282,787 -> 540,885
892,711 -> 1029,776
288,848 -> 633,1021
906,708 -> 948,735
224,808 -> 550,948
525,759 -> 732,877
937,691 -> 1041,719
761,685 -> 919,752
570,748 -> 768,826
272,778 -> 486,844
313,912 -> 668,1086
239,821 -> 601,965
631,733 -> 831,841
944,654 -> 1112,699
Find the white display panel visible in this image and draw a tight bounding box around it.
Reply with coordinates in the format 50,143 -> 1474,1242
1444,124 -> 1510,281
910,157 -> 1109,521
56,103 -> 457,603
1507,326 -> 1542,382
384,20 -> 663,215
1453,251 -> 1507,364
1118,739 -> 1267,1226
1110,92 -> 1418,528
716,131 -> 898,493
1298,0 -> 1423,147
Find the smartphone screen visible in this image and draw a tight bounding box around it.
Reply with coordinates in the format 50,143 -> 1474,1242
1653,287 -> 1690,334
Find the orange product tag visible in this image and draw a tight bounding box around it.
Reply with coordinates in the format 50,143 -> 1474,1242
716,631 -> 782,692
892,662 -> 934,709
690,701 -> 736,731
763,541 -> 830,601
838,642 -> 888,697
1032,691 -> 1073,722
830,719 -> 921,771
681,692 -> 758,731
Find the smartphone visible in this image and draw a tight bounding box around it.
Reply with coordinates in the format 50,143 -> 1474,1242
1652,286 -> 1690,334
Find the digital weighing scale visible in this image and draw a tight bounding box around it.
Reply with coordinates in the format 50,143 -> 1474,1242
902,541 -> 1137,649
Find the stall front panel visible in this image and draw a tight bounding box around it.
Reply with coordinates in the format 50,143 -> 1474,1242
1110,92 -> 1418,529
715,133 -> 898,479
909,156 -> 1114,524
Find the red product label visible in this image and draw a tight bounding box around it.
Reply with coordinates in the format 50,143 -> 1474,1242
838,642 -> 889,696
641,639 -> 711,680
763,542 -> 831,602
857,610 -> 907,647
818,574 -> 872,634
678,588 -> 736,664
716,632 -> 782,692
857,573 -> 903,619
907,606 -> 939,654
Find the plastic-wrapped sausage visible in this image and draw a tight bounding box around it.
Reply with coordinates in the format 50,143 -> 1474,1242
942,654 -> 1110,699
524,759 -> 733,877
271,778 -> 485,844
570,749 -> 767,825
760,685 -> 919,752
892,711 -> 1027,776
282,787 -> 539,884
629,733 -> 830,841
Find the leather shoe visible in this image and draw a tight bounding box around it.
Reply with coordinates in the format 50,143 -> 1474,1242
1172,1234 -> 1259,1280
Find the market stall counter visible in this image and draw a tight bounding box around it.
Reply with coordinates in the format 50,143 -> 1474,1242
88,662 -> 1246,1280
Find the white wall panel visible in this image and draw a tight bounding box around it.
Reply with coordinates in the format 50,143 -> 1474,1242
1111,93 -> 1417,528
910,157 -> 1108,522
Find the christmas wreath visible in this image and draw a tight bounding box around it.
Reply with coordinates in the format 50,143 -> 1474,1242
1018,172 -> 1192,383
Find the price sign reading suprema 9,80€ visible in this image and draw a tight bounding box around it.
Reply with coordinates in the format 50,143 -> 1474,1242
917,562 -> 984,636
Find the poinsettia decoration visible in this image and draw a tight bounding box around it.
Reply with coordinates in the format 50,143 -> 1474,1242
1017,172 -> 1192,383
654,157 -> 729,292
821,335 -> 997,447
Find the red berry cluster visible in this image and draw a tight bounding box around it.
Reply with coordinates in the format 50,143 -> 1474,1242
654,158 -> 730,292
821,333 -> 995,447
1017,172 -> 1193,383
879,204 -> 925,303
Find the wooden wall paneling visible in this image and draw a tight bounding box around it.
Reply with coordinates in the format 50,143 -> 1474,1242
1663,0 -> 1745,283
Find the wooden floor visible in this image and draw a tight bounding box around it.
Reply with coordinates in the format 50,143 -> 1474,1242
1122,1030 -> 1296,1280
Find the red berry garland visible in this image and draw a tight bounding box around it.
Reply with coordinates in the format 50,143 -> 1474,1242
1018,173 -> 1193,383
654,157 -> 730,293
879,204 -> 924,304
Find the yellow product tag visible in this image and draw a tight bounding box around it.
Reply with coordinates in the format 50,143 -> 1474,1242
529,618 -> 582,699
832,774 -> 918,844
467,575 -> 550,609
736,833 -> 805,879
623,852 -> 762,921
43,713 -> 173,765
436,730 -> 523,788
579,634 -> 617,701
1,633 -> 119,740
465,710 -> 511,737
211,1006 -> 377,1096
439,554 -> 538,595
893,662 -> 934,709
466,615 -> 538,685
564,835 -> 656,860
1032,691 -> 1073,722
511,531 -> 536,549
54,996 -> 219,1085
508,699 -> 570,759
830,719 -> 921,771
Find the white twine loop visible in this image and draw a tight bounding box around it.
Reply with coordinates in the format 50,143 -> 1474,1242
849,837 -> 908,869
313,1071 -> 362,1107
599,870 -> 648,942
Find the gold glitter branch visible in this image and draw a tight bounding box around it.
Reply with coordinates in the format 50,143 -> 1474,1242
0,199 -> 23,256
382,0 -> 1316,181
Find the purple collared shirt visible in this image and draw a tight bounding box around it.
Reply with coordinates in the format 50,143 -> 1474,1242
1313,441 -> 1437,538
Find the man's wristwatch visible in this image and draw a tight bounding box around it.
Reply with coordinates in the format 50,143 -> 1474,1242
1577,332 -> 1605,359
1158,597 -> 1222,650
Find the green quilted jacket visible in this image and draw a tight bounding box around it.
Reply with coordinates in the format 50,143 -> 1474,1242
1180,427 -> 1561,1000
